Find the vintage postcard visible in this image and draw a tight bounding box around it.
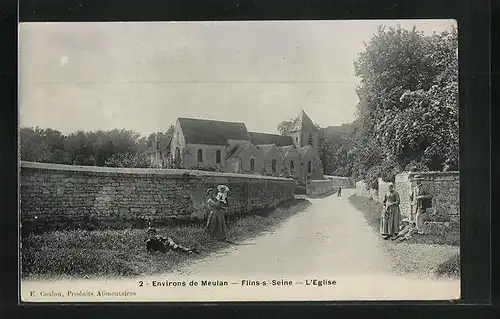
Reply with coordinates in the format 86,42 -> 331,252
18,19 -> 460,302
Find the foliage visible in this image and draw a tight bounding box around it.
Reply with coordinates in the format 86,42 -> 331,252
435,253 -> 460,278
104,152 -> 151,168
353,25 -> 458,175
286,25 -> 458,185
277,117 -> 296,136
20,126 -> 175,168
318,132 -> 354,177
189,164 -> 224,172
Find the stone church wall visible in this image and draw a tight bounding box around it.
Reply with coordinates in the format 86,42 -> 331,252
20,161 -> 295,233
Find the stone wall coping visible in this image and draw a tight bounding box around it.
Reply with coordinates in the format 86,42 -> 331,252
355,170 -> 459,183
324,175 -> 351,179
20,161 -> 294,182
405,171 -> 459,177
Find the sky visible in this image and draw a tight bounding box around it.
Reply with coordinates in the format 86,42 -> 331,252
19,19 -> 456,136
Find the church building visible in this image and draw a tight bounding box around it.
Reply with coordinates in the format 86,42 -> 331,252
157,110 -> 323,180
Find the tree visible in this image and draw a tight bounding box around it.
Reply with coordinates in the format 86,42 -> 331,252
19,126 -> 168,168
20,127 -> 52,162
277,118 -> 296,136
353,25 -> 458,174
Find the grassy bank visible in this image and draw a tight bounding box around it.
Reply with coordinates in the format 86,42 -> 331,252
21,199 -> 311,280
348,194 -> 460,279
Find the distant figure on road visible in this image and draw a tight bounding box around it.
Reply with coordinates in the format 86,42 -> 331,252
204,187 -> 228,241
337,187 -> 342,197
380,183 -> 402,240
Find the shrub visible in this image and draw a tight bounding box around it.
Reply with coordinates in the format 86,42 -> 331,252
435,252 -> 460,278
104,152 -> 151,168
190,164 -> 223,172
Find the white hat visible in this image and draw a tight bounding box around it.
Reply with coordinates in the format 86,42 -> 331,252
217,184 -> 229,193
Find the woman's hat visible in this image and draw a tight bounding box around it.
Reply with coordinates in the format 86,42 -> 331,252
147,227 -> 157,235
217,184 -> 229,193
206,188 -> 214,194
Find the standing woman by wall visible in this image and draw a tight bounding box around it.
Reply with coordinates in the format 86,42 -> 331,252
380,183 -> 402,239
203,187 -> 228,241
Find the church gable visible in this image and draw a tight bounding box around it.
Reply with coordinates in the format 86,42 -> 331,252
279,145 -> 300,159
257,144 -> 285,176
297,145 -> 314,159
228,143 -> 264,173
228,143 -> 261,160
279,145 -> 301,177
256,144 -> 283,159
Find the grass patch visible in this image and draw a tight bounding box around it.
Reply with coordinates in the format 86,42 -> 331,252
348,194 -> 460,278
435,253 -> 460,278
21,199 -> 311,280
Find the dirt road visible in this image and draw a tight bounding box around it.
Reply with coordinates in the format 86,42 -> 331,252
177,189 -> 393,277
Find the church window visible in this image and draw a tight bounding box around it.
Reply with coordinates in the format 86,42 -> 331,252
308,161 -> 312,173
290,160 -> 295,173
308,133 -> 313,146
250,158 -> 255,171
197,149 -> 203,162
272,159 -> 277,173
215,150 -> 221,164
175,147 -> 180,161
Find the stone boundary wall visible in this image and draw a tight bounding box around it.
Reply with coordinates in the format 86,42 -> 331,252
355,171 -> 460,222
324,175 -> 355,188
20,161 -> 295,233
307,176 -> 353,196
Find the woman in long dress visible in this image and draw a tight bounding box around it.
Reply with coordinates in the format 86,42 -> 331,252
203,187 -> 228,241
380,183 -> 402,239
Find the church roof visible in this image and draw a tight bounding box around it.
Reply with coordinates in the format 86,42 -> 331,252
290,110 -> 317,133
178,118 -> 250,145
249,132 -> 294,147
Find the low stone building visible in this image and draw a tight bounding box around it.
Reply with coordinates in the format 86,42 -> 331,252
156,110 -> 324,180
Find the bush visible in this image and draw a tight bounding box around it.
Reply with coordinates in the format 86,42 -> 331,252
104,152 -> 151,168
189,164 -> 223,172
405,160 -> 430,172
435,253 -> 460,278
